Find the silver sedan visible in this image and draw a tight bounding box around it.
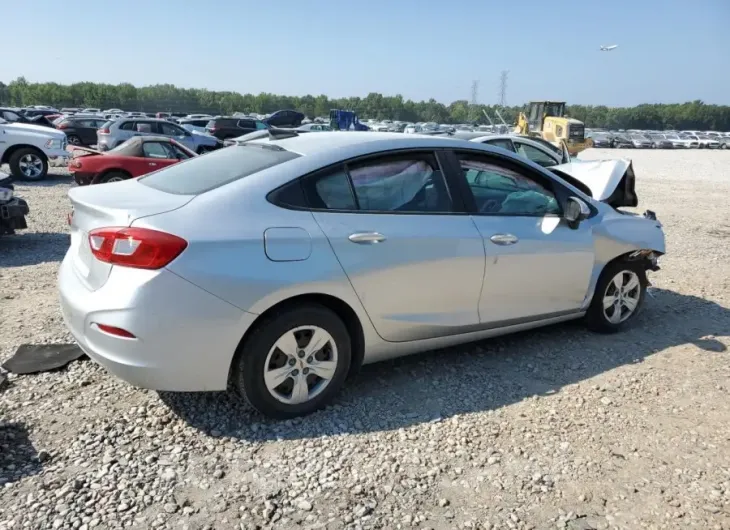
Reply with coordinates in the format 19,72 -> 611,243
58,132 -> 666,418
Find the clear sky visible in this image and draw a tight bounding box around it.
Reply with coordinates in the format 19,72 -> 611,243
4,0 -> 728,107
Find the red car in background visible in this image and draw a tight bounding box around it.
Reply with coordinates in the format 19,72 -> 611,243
68,136 -> 197,185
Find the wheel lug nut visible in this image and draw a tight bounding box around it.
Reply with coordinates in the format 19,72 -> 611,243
297,350 -> 305,358
291,369 -> 299,376
288,358 -> 296,366
307,356 -> 313,363
303,368 -> 310,375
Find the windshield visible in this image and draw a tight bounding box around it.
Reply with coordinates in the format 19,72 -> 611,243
697,135 -> 711,140
664,134 -> 679,139
140,143 -> 300,195
630,134 -> 647,140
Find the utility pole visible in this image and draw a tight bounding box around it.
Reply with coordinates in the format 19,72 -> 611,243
499,70 -> 508,108
470,80 -> 479,123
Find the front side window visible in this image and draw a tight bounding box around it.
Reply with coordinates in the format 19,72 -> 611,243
255,121 -> 268,130
514,142 -> 558,168
459,156 -> 560,216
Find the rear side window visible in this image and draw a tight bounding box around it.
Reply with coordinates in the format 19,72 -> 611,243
119,121 -> 136,131
139,144 -> 301,195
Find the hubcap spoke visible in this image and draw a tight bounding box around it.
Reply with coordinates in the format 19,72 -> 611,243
303,328 -> 329,356
602,296 -> 615,310
290,375 -> 310,404
274,331 -> 298,356
622,296 -> 638,312
624,275 -> 639,292
611,275 -> 623,292
308,360 -> 337,381
608,302 -> 623,323
264,365 -> 292,391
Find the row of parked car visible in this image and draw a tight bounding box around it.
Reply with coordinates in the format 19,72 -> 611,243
586,129 -> 729,149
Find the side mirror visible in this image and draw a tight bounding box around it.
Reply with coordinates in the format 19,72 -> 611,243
564,196 -> 590,227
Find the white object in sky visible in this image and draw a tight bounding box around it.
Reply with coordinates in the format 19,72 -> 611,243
600,45 -> 618,51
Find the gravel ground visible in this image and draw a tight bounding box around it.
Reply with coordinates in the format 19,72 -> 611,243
1,149 -> 729,530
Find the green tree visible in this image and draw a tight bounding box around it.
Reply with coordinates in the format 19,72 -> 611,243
3,77 -> 729,130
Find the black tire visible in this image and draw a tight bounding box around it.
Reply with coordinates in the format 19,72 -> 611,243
67,135 -> 82,146
8,148 -> 49,182
232,304 -> 351,419
585,259 -> 648,333
99,171 -> 130,184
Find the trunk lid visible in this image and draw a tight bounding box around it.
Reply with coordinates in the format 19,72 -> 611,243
68,179 -> 194,291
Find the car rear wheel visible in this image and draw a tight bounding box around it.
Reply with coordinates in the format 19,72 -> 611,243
585,260 -> 647,333
231,305 -> 351,419
99,171 -> 130,184
8,148 -> 49,182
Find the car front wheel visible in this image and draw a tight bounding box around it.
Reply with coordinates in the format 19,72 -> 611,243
585,260 -> 647,333
232,305 -> 351,419
9,148 -> 49,182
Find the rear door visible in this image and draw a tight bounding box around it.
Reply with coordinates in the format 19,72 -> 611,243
307,151 -> 486,342
450,149 -> 595,324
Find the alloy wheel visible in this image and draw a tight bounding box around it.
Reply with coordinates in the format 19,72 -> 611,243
263,326 -> 338,405
602,271 -> 641,324
19,154 -> 44,178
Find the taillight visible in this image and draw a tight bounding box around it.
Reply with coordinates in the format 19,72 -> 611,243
57,123 -> 68,130
88,227 -> 187,269
98,128 -> 110,135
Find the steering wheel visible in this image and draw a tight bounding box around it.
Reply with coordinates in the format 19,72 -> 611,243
480,199 -> 501,213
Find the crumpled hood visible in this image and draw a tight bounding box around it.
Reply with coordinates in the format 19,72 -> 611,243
552,158 -> 638,208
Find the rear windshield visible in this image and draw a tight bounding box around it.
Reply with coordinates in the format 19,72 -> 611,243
100,120 -> 114,130
139,144 -> 301,195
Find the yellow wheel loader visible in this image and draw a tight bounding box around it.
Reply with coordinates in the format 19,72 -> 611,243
514,101 -> 593,156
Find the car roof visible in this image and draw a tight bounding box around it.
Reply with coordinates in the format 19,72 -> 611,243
247,131 -> 488,156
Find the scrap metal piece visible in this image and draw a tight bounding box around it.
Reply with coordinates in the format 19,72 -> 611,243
1,344 -> 87,375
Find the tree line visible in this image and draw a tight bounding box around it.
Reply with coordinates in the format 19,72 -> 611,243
1,77 -> 729,131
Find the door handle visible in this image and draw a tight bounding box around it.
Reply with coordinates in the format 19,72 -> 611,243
348,232 -> 386,244
490,233 -> 519,245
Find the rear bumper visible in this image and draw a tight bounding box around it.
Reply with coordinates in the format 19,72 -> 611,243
0,198 -> 29,233
58,254 -> 257,391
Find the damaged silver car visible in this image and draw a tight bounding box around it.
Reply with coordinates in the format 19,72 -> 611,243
59,132 -> 665,418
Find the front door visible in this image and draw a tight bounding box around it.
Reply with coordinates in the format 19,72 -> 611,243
307,151 -> 486,342
455,151 -> 594,324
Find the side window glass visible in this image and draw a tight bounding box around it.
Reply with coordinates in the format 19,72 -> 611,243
120,121 -> 136,131
308,168 -> 357,210
459,157 -> 560,216
172,145 -> 190,159
255,121 -> 268,130
143,142 -> 171,159
485,138 -> 515,151
348,158 -> 452,213
159,122 -> 183,136
515,143 -> 558,168
136,122 -> 153,133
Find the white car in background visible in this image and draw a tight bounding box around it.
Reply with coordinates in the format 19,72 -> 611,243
663,134 -> 695,148
0,118 -> 69,181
